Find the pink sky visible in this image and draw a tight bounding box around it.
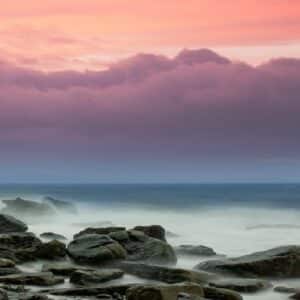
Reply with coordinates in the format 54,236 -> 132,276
1,0 -> 300,70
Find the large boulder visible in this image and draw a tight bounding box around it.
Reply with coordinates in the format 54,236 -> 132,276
1,198 -> 55,221
118,262 -> 216,284
126,283 -> 204,300
0,272 -> 64,286
72,228 -> 177,265
74,227 -> 126,239
35,240 -> 67,260
67,234 -> 127,264
195,245 -> 300,278
0,232 -> 42,262
132,225 -> 166,241
111,230 -> 176,265
43,196 -> 77,214
0,214 -> 27,233
70,269 -> 124,285
175,245 -> 217,256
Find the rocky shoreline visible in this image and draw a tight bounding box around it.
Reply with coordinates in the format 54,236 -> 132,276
0,197 -> 298,299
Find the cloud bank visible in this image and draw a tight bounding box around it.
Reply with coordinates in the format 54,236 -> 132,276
1,49 -> 300,181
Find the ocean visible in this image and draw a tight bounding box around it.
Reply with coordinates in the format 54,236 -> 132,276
1,183 -> 300,299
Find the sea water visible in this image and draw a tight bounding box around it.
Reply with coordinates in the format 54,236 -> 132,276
1,183 -> 300,299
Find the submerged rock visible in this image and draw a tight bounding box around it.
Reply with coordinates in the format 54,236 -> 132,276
175,245 -> 216,256
195,245 -> 300,278
274,286 -> 300,293
0,272 -> 64,286
209,278 -> 271,293
118,262 -> 216,284
1,198 -> 55,220
126,283 -> 204,300
40,232 -> 66,241
132,225 -> 166,241
67,234 -> 127,264
43,196 -> 77,214
70,269 -> 124,285
0,214 -> 28,233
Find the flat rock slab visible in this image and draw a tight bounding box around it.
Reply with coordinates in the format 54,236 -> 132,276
70,269 -> 124,285
118,262 -> 217,284
209,278 -> 272,293
195,245 -> 300,278
42,262 -> 95,276
175,245 -> 216,256
0,272 -> 64,286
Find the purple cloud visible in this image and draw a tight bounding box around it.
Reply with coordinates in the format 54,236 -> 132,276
0,48 -> 300,172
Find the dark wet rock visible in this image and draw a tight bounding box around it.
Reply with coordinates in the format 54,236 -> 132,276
132,225 -> 166,241
195,245 -> 300,278
0,258 -> 15,268
70,269 -> 124,285
209,278 -> 271,293
0,289 -> 7,300
0,214 -> 28,233
113,230 -> 176,265
118,262 -> 216,284
35,240 -> 66,260
291,293 -> 300,299
43,196 -> 77,214
175,245 -> 216,256
0,267 -> 21,276
45,284 -> 136,296
42,262 -> 94,276
203,287 -> 242,300
274,286 -> 300,293
19,294 -> 51,300
0,232 -> 42,262
0,272 -> 64,286
74,227 -> 126,239
67,234 -> 127,264
126,283 -> 204,300
40,232 -> 66,241
1,198 -> 55,220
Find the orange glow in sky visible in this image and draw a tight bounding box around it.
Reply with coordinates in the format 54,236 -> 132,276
1,0 -> 300,70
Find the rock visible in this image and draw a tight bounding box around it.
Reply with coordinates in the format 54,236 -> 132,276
74,227 -> 126,239
118,262 -> 216,284
274,286 -> 300,293
42,262 -> 94,276
195,245 -> 300,278
71,228 -> 176,265
0,258 -> 15,268
0,289 -> 7,300
67,234 -> 127,264
209,278 -> 271,293
43,196 -> 77,214
132,225 -> 166,241
40,232 -> 66,241
112,230 -> 176,265
45,284 -> 136,296
0,267 -> 20,276
291,293 -> 300,299
0,272 -> 64,286
19,294 -> 51,300
1,198 -> 55,220
203,287 -> 242,300
35,240 -> 66,260
126,283 -> 204,300
175,245 -> 216,256
70,269 -> 124,285
0,232 -> 42,262
0,214 -> 28,233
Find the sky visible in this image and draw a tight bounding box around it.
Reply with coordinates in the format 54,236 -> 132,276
0,0 -> 300,183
